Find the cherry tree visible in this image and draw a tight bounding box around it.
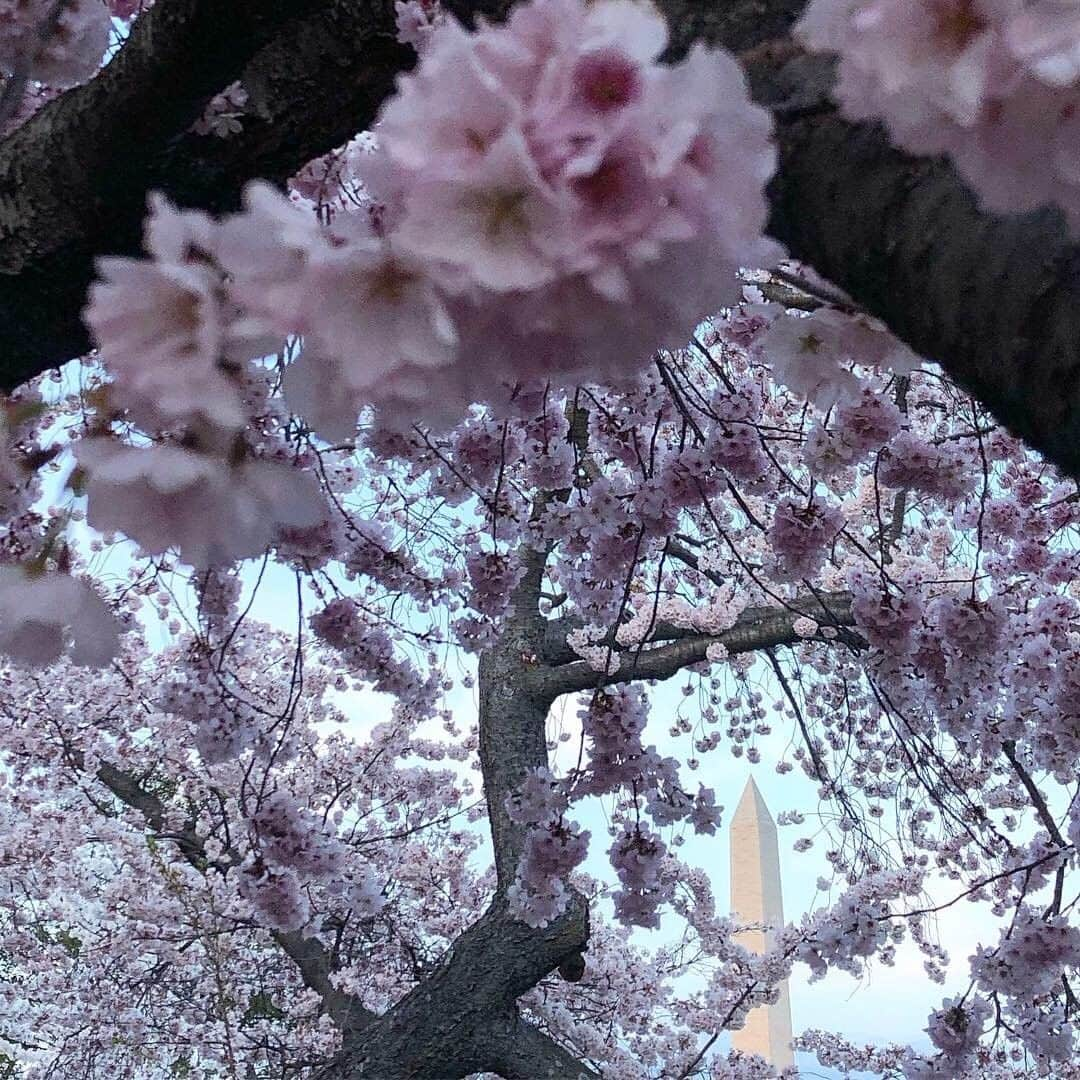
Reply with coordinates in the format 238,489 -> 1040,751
0,1 -> 1079,1078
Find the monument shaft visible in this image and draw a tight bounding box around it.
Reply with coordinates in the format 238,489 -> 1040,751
729,777 -> 795,1069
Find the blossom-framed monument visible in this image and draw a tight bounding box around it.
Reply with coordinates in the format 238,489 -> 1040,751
730,777 -> 795,1069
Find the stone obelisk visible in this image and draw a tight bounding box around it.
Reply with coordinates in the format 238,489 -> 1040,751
729,776 -> 795,1069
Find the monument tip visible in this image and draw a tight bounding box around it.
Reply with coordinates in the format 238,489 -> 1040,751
734,773 -> 774,826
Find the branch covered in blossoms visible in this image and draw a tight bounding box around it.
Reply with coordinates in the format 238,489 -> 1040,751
533,590 -> 856,697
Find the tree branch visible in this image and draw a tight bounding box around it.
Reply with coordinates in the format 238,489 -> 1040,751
483,1010 -> 598,1079
320,896 -> 595,1079
540,613 -> 731,667
750,45 -> 1080,482
0,0 -> 414,386
1002,739 -> 1068,916
92,759 -> 373,1032
479,540 -> 555,891
531,591 -> 857,698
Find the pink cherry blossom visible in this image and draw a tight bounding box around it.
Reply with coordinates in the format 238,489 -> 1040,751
1005,1 -> 1080,85
5,1 -> 1080,1072
191,81 -> 248,139
878,430 -> 974,498
76,439 -> 326,569
0,0 -> 111,89
767,496 -> 845,580
238,862 -> 312,934
0,567 -> 118,666
301,230 -> 458,384
505,766 -> 568,825
798,0 -> 1080,231
394,0 -> 445,50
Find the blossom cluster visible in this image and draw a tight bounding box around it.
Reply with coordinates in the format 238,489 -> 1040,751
504,766 -> 568,826
577,687 -> 651,796
0,566 -> 117,668
0,0 -> 110,89
798,0 -> 1080,231
758,305 -> 919,409
767,496 -> 845,580
804,390 -> 903,474
923,994 -> 992,1066
507,819 -> 590,928
310,597 -> 444,716
237,860 -> 312,934
79,195 -> 329,571
85,0 -> 779,436
75,439 -> 326,570
393,0 -> 445,51
609,826 -> 670,928
973,908 -> 1080,999
877,430 -> 974,499
158,667 -> 269,765
796,867 -> 924,980
191,81 -> 248,139
250,792 -> 346,879
242,792 -> 385,934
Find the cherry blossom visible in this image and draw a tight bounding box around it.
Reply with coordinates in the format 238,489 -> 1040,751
394,0 -> 445,50
767,496 -> 845,580
84,0 -> 781,433
0,566 -> 117,666
0,0 -> 111,89
798,0 -> 1080,231
76,439 -> 326,569
0,299 -> 1077,1075
191,80 -> 248,138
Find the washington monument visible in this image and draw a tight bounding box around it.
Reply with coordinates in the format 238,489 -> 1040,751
729,776 -> 795,1069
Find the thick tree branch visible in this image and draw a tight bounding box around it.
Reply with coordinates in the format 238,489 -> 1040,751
657,0 -> 806,58
532,591 -> 856,698
540,612 -> 737,667
752,51 -> 1080,485
322,896 -> 595,1078
273,929 -> 377,1033
4,0 -> 1080,484
0,0 -> 414,386
483,1010 -> 598,1079
479,541 -> 555,891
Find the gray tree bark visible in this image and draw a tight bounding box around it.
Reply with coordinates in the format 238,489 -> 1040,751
0,0 -> 414,387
